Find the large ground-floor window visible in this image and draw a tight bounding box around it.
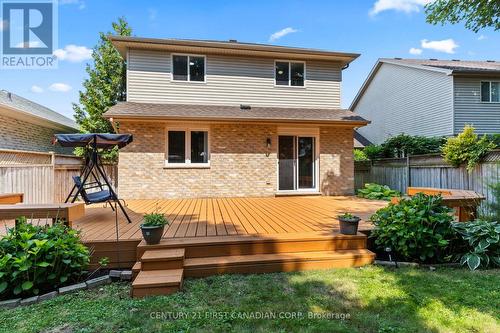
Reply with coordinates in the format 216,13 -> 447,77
166,127 -> 209,167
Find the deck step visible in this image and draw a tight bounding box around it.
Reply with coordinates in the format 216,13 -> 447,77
137,232 -> 368,259
140,248 -> 185,270
183,249 -> 375,277
132,269 -> 183,298
132,262 -> 141,279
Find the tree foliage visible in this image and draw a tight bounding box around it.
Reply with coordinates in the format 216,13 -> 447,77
442,125 -> 495,172
73,18 -> 132,134
363,134 -> 445,160
425,0 -> 500,32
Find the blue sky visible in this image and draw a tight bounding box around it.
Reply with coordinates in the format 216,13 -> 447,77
1,0 -> 499,120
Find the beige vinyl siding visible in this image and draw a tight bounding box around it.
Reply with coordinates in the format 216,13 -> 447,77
453,76 -> 500,134
127,49 -> 341,108
354,63 -> 454,144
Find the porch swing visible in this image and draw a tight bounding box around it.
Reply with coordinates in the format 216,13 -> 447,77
53,133 -> 133,223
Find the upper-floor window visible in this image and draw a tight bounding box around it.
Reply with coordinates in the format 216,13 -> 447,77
172,55 -> 205,82
481,81 -> 499,102
166,127 -> 209,167
275,61 -> 305,87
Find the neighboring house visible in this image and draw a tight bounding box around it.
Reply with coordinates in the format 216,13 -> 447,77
350,58 -> 500,144
0,90 -> 78,154
104,36 -> 368,199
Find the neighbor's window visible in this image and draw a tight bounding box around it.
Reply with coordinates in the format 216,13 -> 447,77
167,129 -> 209,165
275,61 -> 305,86
481,81 -> 500,102
172,55 -> 205,82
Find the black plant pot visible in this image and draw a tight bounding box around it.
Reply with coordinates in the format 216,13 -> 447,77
338,216 -> 361,235
140,225 -> 165,245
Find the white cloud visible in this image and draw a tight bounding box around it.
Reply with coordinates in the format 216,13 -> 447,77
60,0 -> 85,10
369,0 -> 433,16
269,27 -> 299,42
31,85 -> 44,93
421,38 -> 458,54
409,47 -> 423,55
49,83 -> 72,92
478,34 -> 487,40
53,45 -> 92,62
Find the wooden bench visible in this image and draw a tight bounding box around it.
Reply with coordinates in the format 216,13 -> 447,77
0,193 -> 24,204
0,203 -> 85,228
391,187 -> 485,222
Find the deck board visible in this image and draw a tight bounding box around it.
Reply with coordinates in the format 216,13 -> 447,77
0,196 -> 387,242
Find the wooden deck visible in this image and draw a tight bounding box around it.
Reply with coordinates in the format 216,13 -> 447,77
69,196 -> 386,241
0,196 -> 387,270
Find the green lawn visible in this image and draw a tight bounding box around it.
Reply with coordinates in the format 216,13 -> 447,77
1,266 -> 498,333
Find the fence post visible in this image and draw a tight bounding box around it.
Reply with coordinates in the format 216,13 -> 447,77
406,155 -> 411,191
50,151 -> 56,203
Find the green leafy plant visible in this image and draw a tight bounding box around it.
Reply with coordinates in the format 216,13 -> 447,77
339,213 -> 355,219
142,213 -> 169,227
452,220 -> 500,270
354,149 -> 369,161
0,218 -> 90,299
363,134 -> 445,160
442,125 -> 496,172
357,183 -> 400,201
370,193 -> 455,263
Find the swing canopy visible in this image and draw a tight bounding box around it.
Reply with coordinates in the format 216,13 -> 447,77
53,133 -> 133,149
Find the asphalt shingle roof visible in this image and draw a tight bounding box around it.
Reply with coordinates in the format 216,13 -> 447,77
0,90 -> 77,130
382,58 -> 500,74
104,102 -> 369,125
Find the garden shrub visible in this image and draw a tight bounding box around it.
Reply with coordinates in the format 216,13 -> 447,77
354,149 -> 369,161
357,183 -> 400,201
442,125 -> 496,172
363,134 -> 445,160
370,193 -> 455,263
0,218 -> 90,299
452,219 -> 500,270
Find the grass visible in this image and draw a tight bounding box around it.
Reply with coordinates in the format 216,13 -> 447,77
0,266 -> 498,333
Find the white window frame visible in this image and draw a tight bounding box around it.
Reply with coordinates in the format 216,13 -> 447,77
274,60 -> 306,88
171,54 -> 207,83
481,81 -> 500,103
276,127 -> 320,194
165,126 -> 210,168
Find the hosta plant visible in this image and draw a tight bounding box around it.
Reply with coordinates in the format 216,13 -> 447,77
0,218 -> 90,299
452,219 -> 500,270
370,193 -> 455,263
357,183 -> 400,201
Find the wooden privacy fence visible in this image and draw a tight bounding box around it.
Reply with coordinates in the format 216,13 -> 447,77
355,150 -> 500,215
0,149 -> 117,204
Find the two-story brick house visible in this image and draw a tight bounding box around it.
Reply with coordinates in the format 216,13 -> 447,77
104,36 -> 368,199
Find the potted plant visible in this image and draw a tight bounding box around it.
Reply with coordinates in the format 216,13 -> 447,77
337,213 -> 361,235
140,213 -> 169,245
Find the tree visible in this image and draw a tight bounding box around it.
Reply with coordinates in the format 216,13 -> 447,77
425,0 -> 500,32
73,17 -> 132,134
442,125 -> 495,171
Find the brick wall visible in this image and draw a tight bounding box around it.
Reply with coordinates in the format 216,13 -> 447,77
118,121 -> 354,199
0,114 -> 73,154
319,127 -> 354,195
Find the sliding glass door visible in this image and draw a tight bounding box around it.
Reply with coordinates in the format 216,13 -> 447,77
278,135 -> 316,191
